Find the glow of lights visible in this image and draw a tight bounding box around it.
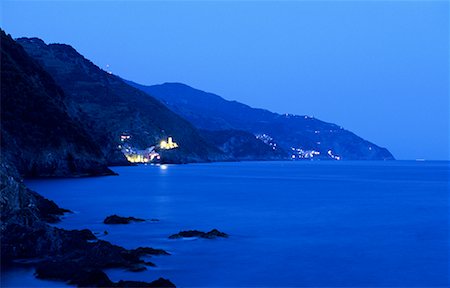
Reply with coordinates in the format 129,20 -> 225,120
160,137 -> 178,149
160,164 -> 168,170
327,149 -> 341,160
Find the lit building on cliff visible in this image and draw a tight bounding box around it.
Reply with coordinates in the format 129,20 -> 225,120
160,137 -> 178,149
118,135 -> 178,163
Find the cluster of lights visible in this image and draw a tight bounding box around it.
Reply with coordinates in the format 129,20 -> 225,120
256,133 -> 278,150
119,133 -> 172,164
122,144 -> 161,163
291,147 -> 320,159
327,150 -> 341,160
120,135 -> 131,142
126,154 -> 150,163
160,137 -> 178,150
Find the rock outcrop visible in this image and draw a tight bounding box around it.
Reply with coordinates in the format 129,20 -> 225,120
169,229 -> 228,239
104,215 -> 145,224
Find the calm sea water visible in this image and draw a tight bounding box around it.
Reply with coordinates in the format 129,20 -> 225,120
2,161 -> 449,287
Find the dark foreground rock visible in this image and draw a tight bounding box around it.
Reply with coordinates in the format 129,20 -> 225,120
169,229 -> 228,239
104,215 -> 145,224
35,262 -> 175,287
2,220 -> 173,285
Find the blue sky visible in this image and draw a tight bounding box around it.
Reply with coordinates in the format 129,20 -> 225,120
1,1 -> 449,160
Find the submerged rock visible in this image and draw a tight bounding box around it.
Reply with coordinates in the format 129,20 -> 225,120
131,247 -> 171,256
103,215 -> 145,224
127,265 -> 147,272
116,278 -> 175,288
203,229 -> 229,239
168,229 -> 228,239
144,261 -> 156,267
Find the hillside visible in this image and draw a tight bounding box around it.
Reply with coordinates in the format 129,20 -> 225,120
127,81 -> 395,160
1,30 -> 113,177
200,129 -> 287,161
17,38 -> 226,164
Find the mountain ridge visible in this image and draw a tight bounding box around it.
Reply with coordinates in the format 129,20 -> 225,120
17,38 -> 228,164
127,81 -> 395,160
1,31 -> 113,177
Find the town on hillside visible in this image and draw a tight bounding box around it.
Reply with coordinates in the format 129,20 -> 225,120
118,133 -> 178,163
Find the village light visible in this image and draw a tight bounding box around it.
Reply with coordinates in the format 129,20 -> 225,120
160,137 -> 178,149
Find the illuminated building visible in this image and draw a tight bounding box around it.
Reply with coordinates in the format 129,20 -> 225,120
118,135 -> 179,163
160,137 -> 178,149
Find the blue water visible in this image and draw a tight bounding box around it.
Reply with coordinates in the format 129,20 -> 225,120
2,161 -> 449,287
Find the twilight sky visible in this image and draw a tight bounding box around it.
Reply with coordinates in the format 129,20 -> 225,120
1,1 -> 449,160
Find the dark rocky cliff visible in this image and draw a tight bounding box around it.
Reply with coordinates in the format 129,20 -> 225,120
1,30 -> 113,177
1,31 -> 175,286
17,38 -> 227,164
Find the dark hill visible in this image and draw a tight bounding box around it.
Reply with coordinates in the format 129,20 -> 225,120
1,30 -> 112,177
127,81 -> 394,160
17,38 -> 226,164
1,30 -> 176,286
200,129 -> 287,161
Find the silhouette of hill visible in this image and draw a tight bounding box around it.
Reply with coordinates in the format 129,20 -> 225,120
128,81 -> 394,160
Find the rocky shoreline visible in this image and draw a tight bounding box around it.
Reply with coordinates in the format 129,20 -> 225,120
0,162 -> 175,287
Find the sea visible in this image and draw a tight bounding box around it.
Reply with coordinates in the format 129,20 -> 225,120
1,161 -> 449,287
